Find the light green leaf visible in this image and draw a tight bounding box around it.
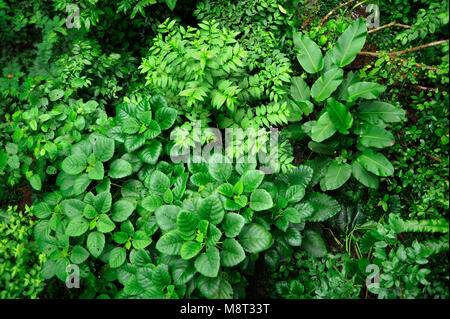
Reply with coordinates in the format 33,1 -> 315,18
291,76 -> 311,101
357,149 -> 394,176
346,82 -> 386,102
66,217 -> 89,237
194,247 -> 220,278
223,213 -> 246,238
242,169 -> 264,192
61,154 -> 86,175
311,112 -> 337,142
30,174 -> 42,191
330,18 -> 367,67
293,31 -> 323,74
138,140 -> 162,165
70,245 -> 89,264
207,154 -> 232,182
359,125 -> 395,148
112,200 -> 135,222
351,160 -> 379,189
93,135 -> 115,162
96,214 -> 116,233
311,67 -> 344,102
326,98 -> 353,134
249,189 -> 273,211
221,238 -> 245,267
109,247 -> 126,268
239,223 -> 272,253
198,195 -> 225,225
109,159 -> 133,179
358,101 -> 406,123
323,161 -> 352,190
180,241 -> 203,260
156,231 -> 184,255
155,205 -> 180,232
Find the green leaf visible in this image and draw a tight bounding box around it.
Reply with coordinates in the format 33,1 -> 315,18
311,112 -> 337,142
155,205 -> 180,232
223,213 -> 246,238
351,160 -> 379,189
346,82 -> 386,102
34,202 -> 52,219
141,195 -> 163,212
147,170 -> 170,195
60,199 -> 86,219
155,107 -> 177,130
221,238 -> 245,267
122,118 -> 141,134
194,247 -> 220,278
285,185 -> 306,203
88,162 -> 104,180
307,192 -> 341,222
323,161 -> 352,190
133,231 -> 152,249
73,174 -> 91,196
93,135 -> 115,162
124,135 -> 146,153
112,200 -> 135,222
239,223 -> 272,253
197,276 -> 220,299
156,231 -> 184,255
330,18 -> 367,67
165,0 -> 177,11
326,98 -> 353,134
291,76 -> 311,101
70,245 -> 89,264
217,183 -> 234,197
284,228 -> 302,247
138,140 -> 162,165
109,247 -> 127,268
93,191 -> 112,213
30,174 -> 42,191
293,31 -> 323,74
357,149 -> 394,177
242,169 -> 265,192
180,241 -> 203,260
66,217 -> 89,237
358,101 -> 406,123
359,125 -> 395,148
177,210 -> 198,240
152,264 -> 171,288
198,195 -> 225,225
50,89 -> 64,101
311,67 -> 343,102
97,214 -> 116,233
62,154 -> 86,175
207,154 -> 232,182
249,189 -> 273,211
109,159 -> 133,179
301,229 -> 327,257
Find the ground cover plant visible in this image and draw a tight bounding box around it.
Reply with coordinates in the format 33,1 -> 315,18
0,0 -> 448,300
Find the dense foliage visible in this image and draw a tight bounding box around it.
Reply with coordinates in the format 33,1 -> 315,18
0,0 -> 448,299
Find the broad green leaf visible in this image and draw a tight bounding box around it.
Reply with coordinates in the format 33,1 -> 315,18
358,101 -> 406,123
152,264 -> 171,288
122,118 -> 140,134
323,161 -> 352,190
109,159 -> 133,179
147,170 -> 170,194
60,199 -> 86,218
141,194 -> 163,212
293,31 -> 323,74
307,192 -> 341,222
197,276 -> 220,299
207,154 -> 232,182
66,217 -> 89,237
70,245 -> 89,264
351,160 -> 379,189
177,210 -> 198,240
73,174 -> 91,196
138,140 -> 162,165
116,102 -> 136,122
155,107 -> 177,130
239,223 -> 272,253
88,162 -> 104,180
311,67 -> 343,102
93,135 -> 115,162
93,191 -> 112,213
357,149 -> 394,176
165,0 -> 177,11
359,125 -> 395,148
198,195 -> 225,225
194,247 -> 220,278
61,154 -> 86,175
97,214 -> 116,233
155,205 -> 180,232
301,229 -> 327,257
156,231 -> 184,255
217,183 -> 234,197
326,98 -> 353,134
112,200 -> 135,222
180,241 -> 203,260
330,18 -> 367,67
172,261 -> 197,285
284,228 -> 302,247
124,135 -> 146,153
290,76 -> 311,101
133,231 -> 152,249
242,169 -> 264,192
109,247 -> 126,268
249,189 -> 273,211
30,174 -> 42,191
311,112 -> 337,142
221,238 -> 245,267
222,213 -> 246,238
34,202 -> 52,219
346,82 -> 386,102
285,185 -> 306,203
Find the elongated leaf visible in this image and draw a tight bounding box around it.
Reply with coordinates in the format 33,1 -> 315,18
357,149 -> 394,177
311,112 -> 337,142
326,98 -> 353,134
346,82 -> 386,102
291,77 -> 311,101
293,31 -> 323,74
351,160 -> 379,189
323,161 -> 352,190
330,18 -> 367,67
359,125 -> 395,148
311,67 -> 344,102
358,101 -> 406,123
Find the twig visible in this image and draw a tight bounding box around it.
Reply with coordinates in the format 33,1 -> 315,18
357,51 -> 440,71
319,0 -> 358,27
390,40 -> 449,56
368,22 -> 411,34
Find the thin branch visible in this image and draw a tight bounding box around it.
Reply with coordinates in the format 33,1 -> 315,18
368,22 -> 411,34
391,40 -> 449,56
319,0 -> 358,27
357,51 -> 440,71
